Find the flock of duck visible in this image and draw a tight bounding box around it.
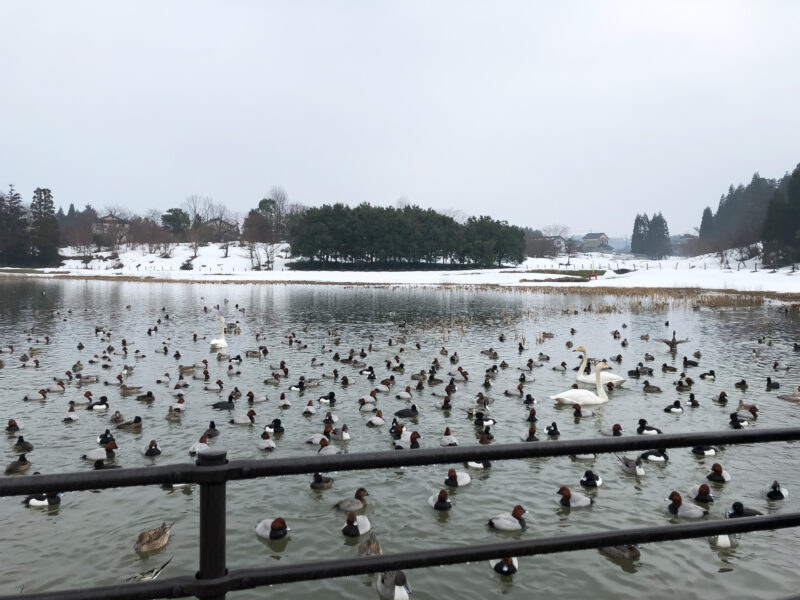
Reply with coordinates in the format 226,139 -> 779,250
3,303 -> 800,595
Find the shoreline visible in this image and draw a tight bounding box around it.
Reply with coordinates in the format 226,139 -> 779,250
2,270 -> 799,304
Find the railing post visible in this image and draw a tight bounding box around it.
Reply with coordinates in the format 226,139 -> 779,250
197,449 -> 228,600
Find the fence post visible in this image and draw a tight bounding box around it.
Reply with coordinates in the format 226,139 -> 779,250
197,449 -> 228,600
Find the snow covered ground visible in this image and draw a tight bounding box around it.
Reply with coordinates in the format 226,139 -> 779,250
2,243 -> 798,295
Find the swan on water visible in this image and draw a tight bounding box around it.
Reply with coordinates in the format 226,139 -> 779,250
210,317 -> 228,351
574,346 -> 625,388
552,363 -> 612,405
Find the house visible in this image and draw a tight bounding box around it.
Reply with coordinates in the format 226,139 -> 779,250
92,214 -> 130,243
580,232 -> 610,252
202,217 -> 240,243
544,235 -> 566,254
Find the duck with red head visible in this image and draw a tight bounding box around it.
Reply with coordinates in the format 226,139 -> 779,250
667,491 -> 707,518
688,483 -> 713,503
706,463 -> 731,483
429,489 -> 452,511
255,517 -> 291,540
144,440 -> 161,457
342,512 -> 371,537
334,487 -> 368,511
230,409 -> 257,425
317,438 -> 340,455
82,440 -> 118,461
488,505 -> 526,530
439,427 -> 458,447
557,486 -> 592,508
490,556 -> 518,575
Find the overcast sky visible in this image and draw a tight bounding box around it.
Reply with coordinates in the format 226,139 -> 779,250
3,1 -> 799,236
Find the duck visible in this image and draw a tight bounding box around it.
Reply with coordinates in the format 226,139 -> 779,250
395,386 -> 413,400
682,356 -> 699,368
97,429 -> 115,445
47,381 -> 66,394
12,436 -> 34,453
736,400 -> 758,421
766,480 -> 788,500
730,412 -> 748,429
573,346 -> 625,387
246,391 -> 268,405
488,505 -> 526,530
734,379 -> 748,390
429,489 -> 452,511
664,400 -> 683,413
553,361 -> 568,372
63,406 -> 80,422
230,409 -> 256,425
777,386 -> 800,401
318,438 -> 340,455
706,463 -> 731,483
503,383 -> 524,397
264,418 -> 284,434
310,472 -> 334,490
211,396 -> 235,410
331,424 -> 350,441
143,440 -> 161,456
394,431 -> 422,450
640,449 -> 669,462
277,394 -> 291,409
556,486 -> 592,508
318,391 -> 336,405
5,454 -> 31,474
713,391 -> 729,405
526,408 -> 538,422
189,436 -> 209,456
603,424 -> 623,437
618,456 -> 645,476
580,470 -> 602,488
552,363 -> 612,405
23,490 -> 62,507
334,488 -> 369,511
302,401 -> 317,416
439,427 -> 459,447
73,390 -> 94,405
82,440 -> 118,461
545,422 -> 560,437
641,380 -> 662,394
367,411 -> 386,427
687,393 -> 700,407
134,521 -> 175,553
255,431 -> 276,451
394,404 -> 418,418
376,571 -> 411,600
5,418 -> 22,432
661,363 -> 677,373
204,380 -> 224,392
699,370 -> 716,380
709,534 -> 740,549
22,389 -> 47,401
573,404 -> 593,418
691,445 -> 718,456
342,512 -> 371,537
88,396 -> 110,411
444,468 -> 471,487
727,501 -> 763,518
520,426 -> 539,442
203,421 -> 220,438
766,377 -> 780,390
637,419 -> 662,435
667,491 -> 707,519
255,517 -> 290,540
688,483 -> 714,503
598,545 -> 641,560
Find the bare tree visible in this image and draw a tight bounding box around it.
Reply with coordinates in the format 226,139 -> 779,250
183,195 -> 213,257
543,224 -> 569,238
101,206 -> 133,250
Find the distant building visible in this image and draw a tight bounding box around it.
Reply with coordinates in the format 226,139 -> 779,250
580,232 -> 610,252
92,214 -> 130,243
545,235 -> 566,254
202,217 -> 240,243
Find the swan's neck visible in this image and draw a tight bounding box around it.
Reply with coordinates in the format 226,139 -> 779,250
596,368 -> 608,399
578,351 -> 588,378
220,318 -> 226,338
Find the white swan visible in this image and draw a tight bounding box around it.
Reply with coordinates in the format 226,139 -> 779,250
552,363 -> 611,405
210,317 -> 228,351
574,346 -> 625,388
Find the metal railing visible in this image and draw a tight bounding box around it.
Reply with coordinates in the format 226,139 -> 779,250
2,427 -> 800,600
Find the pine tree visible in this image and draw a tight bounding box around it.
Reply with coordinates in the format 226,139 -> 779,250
699,207 -> 715,242
631,214 -> 650,254
647,212 -> 672,259
763,163 -> 800,265
0,184 -> 30,264
29,187 -> 60,265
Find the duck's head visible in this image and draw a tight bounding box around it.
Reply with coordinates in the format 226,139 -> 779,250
355,487 -> 369,499
271,517 -> 288,532
667,491 -> 682,504
511,505 -> 526,519
710,463 -> 723,475
437,490 -> 449,503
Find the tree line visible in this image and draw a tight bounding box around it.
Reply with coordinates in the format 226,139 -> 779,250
287,203 -> 525,268
630,212 -> 671,259
0,186 -> 60,266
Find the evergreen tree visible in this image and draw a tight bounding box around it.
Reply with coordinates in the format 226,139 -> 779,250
763,163 -> 800,265
0,184 -> 30,265
29,187 -> 61,265
699,207 -> 715,242
647,212 -> 672,259
630,214 -> 649,254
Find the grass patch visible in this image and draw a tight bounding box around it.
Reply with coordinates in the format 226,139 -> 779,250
505,269 -> 605,278
519,276 -> 590,283
0,268 -> 44,274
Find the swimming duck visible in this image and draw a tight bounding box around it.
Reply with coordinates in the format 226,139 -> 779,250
394,404 -> 418,418
358,531 -> 382,556
603,424 -> 623,437
664,400 -> 683,414
598,545 -> 641,560
682,356 -> 699,368
23,491 -> 61,507
729,412 -> 748,429
97,429 -> 115,445
667,491 -> 707,519
82,440 -> 118,461
395,386 -> 412,400
736,400 -> 758,421
556,486 -> 592,508
429,489 -> 452,511
777,386 -> 800,401
580,470 -> 602,488
331,424 -> 350,441
73,390 -> 93,405
118,416 -> 143,432
136,391 -> 155,403
640,449 -> 669,462
134,521 -> 174,553
88,396 -> 110,411
708,534 -> 740,549
699,370 -> 716,380
302,401 -> 317,416
317,438 -> 340,455
334,488 -> 369,512
255,517 -> 290,540
727,501 -> 763,519
766,480 -> 788,500
310,472 -> 334,490
394,431 -> 421,450
553,361 -> 568,372
488,505 -> 526,530
93,459 -> 121,470
573,404 -> 593,418
318,391 -> 336,405
367,411 -> 386,427
545,422 -> 560,437
5,454 -> 31,474
661,363 -> 677,373
144,440 -> 161,456
204,380 -> 224,392
691,445 -> 718,456
440,427 -> 458,447
189,436 -> 209,456
618,456 -> 645,476
706,463 -> 731,483
376,571 -> 411,600
734,379 -> 748,390
687,393 -> 700,407
265,418 -> 284,434
342,512 -> 371,537
642,381 -> 662,393
689,483 -> 713,503
766,377 -> 780,390
63,406 -> 80,422
225,406 -> 255,424
444,468 -> 471,487
637,419 -> 662,435
12,435 -> 34,453
526,408 -> 538,422
713,391 -> 728,405
520,426 -> 539,442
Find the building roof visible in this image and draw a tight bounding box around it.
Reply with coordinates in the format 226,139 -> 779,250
582,232 -> 607,240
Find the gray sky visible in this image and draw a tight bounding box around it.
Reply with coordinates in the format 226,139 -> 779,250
3,1 -> 799,236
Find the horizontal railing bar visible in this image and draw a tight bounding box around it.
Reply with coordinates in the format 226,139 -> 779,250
2,427 -> 799,496
0,427 -> 800,496
5,512 -> 799,600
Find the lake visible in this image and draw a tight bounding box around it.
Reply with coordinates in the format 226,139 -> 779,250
1,278 -> 799,599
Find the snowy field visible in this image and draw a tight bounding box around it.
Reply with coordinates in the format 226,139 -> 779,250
1,243 -> 798,295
